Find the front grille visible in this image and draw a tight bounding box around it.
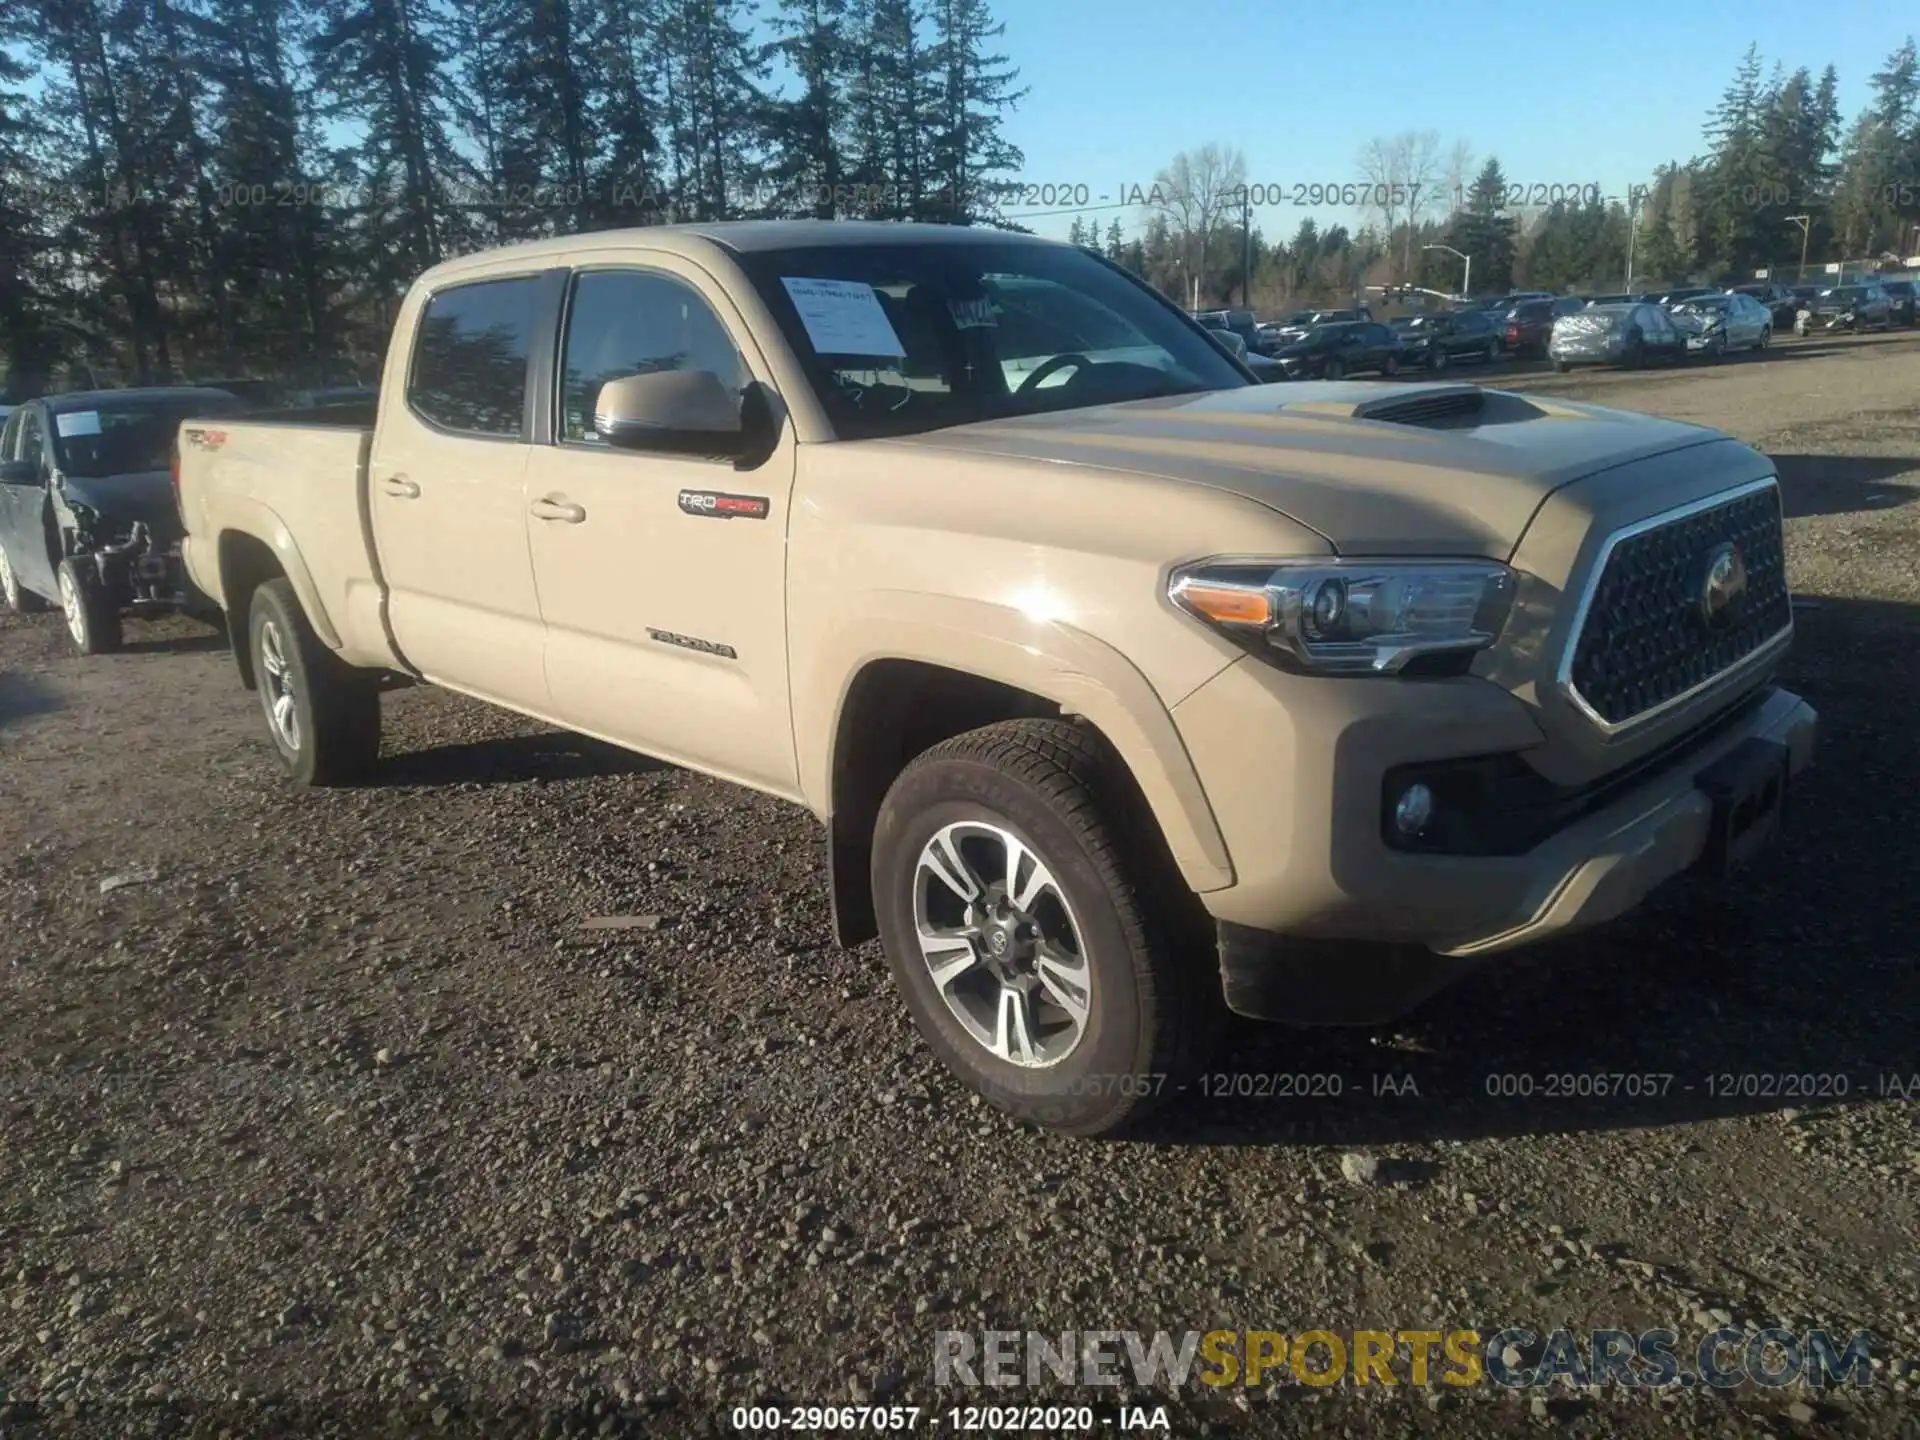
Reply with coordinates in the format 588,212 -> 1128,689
1566,483 -> 1791,728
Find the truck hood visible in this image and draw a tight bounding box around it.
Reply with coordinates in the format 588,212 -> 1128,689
881,382 -> 1735,556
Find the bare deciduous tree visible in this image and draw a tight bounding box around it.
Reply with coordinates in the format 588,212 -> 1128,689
1149,142 -> 1246,307
1357,130 -> 1444,279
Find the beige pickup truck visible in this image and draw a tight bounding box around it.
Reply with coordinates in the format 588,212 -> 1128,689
176,221 -> 1815,1134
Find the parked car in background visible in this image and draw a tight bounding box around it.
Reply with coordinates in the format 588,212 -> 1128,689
1877,279 -> 1917,326
1729,282 -> 1801,330
1193,308 -> 1262,355
0,387 -> 248,652
1549,302 -> 1687,371
1670,292 -> 1772,358
1583,293 -> 1637,306
189,377 -> 283,408
1256,308 -> 1368,354
1268,320 -> 1403,378
1389,310 -> 1499,370
1502,297 -> 1588,358
1795,284 -> 1892,335
1647,286 -> 1722,306
1198,322 -> 1249,360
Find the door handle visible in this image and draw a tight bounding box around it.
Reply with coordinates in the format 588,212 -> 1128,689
530,496 -> 586,523
380,474 -> 420,499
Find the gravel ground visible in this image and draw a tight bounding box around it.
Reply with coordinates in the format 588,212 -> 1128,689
2,333 -> 1917,1439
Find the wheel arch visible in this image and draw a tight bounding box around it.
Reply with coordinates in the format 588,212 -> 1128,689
805,598 -> 1236,946
215,519 -> 339,689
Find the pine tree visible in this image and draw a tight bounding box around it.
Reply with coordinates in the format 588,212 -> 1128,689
1448,158 -> 1514,293
764,0 -> 852,218
0,8 -> 60,397
195,0 -> 346,380
309,0 -> 468,306
594,0 -> 667,225
845,0 -> 932,219
924,0 -> 1023,223
658,0 -> 766,220
1104,216 -> 1122,260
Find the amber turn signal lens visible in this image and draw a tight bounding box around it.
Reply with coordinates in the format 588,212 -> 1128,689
1176,581 -> 1272,627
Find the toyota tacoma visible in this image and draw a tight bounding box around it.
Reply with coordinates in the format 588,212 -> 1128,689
173,222 -> 1816,1135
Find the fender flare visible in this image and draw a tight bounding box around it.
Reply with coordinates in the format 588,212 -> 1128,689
212,498 -> 343,651
803,591 -> 1236,894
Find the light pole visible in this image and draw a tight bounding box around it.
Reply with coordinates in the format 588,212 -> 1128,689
1422,243 -> 1470,300
1786,215 -> 1811,284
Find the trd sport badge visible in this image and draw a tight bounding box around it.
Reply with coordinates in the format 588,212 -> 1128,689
678,489 -> 770,520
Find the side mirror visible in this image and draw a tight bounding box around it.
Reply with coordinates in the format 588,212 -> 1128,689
595,370 -> 745,457
0,458 -> 36,485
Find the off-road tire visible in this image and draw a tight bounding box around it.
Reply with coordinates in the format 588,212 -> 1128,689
0,542 -> 48,614
56,557 -> 121,655
247,578 -> 380,787
871,718 -> 1219,1136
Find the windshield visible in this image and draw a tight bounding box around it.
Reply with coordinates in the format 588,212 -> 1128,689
735,240 -> 1246,440
1677,297 -> 1728,313
49,395 -> 244,479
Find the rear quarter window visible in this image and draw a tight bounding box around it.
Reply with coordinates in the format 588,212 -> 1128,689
408,277 -> 543,437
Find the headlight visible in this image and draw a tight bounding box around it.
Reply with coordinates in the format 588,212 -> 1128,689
1169,559 -> 1516,675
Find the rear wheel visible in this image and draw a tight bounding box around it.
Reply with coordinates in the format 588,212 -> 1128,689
1431,347 -> 1449,371
247,578 -> 380,786
1553,361 -> 1572,373
56,557 -> 121,655
1381,352 -> 1399,377
0,542 -> 48,614
871,719 -> 1217,1136
1322,357 -> 1345,380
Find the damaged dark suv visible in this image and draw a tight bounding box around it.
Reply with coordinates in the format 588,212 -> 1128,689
0,387 -> 247,653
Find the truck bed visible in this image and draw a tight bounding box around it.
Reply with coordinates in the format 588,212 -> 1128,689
176,414 -> 399,668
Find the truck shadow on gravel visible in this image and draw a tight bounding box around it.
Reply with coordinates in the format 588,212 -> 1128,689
1135,592 -> 1920,1150
375,730 -> 667,787
1769,454 -> 1916,519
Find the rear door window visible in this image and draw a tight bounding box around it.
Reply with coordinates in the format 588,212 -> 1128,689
408,277 -> 543,438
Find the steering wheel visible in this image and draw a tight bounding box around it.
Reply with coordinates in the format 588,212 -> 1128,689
1016,353 -> 1093,395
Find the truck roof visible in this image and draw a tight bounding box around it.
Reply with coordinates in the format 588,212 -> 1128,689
417,220 -> 1060,287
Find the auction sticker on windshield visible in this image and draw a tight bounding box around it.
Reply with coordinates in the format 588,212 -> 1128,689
780,277 -> 905,357
55,411 -> 101,438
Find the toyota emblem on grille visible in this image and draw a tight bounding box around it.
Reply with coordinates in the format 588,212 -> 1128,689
1696,541 -> 1748,626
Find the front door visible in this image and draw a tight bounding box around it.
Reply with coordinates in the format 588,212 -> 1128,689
524,256 -> 800,797
368,272 -> 552,710
0,407 -> 56,597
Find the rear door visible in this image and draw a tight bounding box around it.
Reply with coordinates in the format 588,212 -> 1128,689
369,271 -> 560,710
523,252 -> 801,796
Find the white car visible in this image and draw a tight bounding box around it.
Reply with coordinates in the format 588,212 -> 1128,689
1670,292 -> 1772,358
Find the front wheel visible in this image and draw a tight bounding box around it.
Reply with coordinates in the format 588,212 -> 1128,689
56,557 -> 121,655
247,578 -> 381,786
1755,327 -> 1770,352
0,542 -> 48,614
1381,353 -> 1400,377
871,719 -> 1216,1136
1553,360 -> 1572,373
1322,357 -> 1345,380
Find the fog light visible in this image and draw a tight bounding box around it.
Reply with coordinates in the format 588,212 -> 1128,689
1394,783 -> 1434,837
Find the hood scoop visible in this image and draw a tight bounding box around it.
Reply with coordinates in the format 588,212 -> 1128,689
1278,384 -> 1557,431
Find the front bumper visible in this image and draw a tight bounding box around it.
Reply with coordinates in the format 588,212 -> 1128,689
1173,660 -> 1816,1020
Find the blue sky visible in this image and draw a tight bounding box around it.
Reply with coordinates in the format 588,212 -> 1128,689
988,0 -> 1898,242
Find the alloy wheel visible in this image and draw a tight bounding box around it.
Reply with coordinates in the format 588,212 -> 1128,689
257,618 -> 302,753
58,568 -> 84,646
0,546 -> 16,609
912,820 -> 1092,1068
